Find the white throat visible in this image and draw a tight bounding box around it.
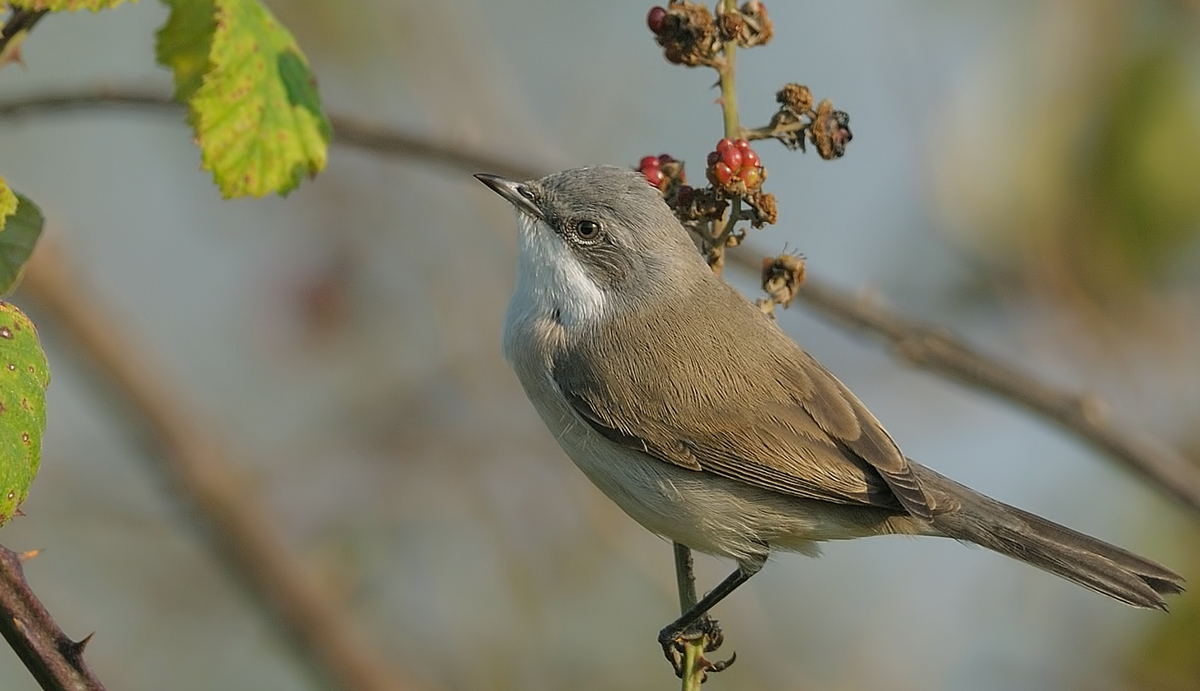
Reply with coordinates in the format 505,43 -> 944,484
503,214 -> 608,361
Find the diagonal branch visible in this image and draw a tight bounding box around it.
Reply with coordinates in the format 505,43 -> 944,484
784,270 -> 1200,514
0,7 -> 48,65
0,545 -> 106,691
16,240 -> 419,691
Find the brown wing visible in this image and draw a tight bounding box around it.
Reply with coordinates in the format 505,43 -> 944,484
553,291 -> 933,519
779,350 -> 932,518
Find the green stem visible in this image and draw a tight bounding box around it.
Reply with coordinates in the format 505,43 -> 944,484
741,118 -> 806,141
673,543 -> 706,691
705,0 -> 744,272
718,2 -> 740,139
714,198 -> 742,245
673,542 -> 699,615
719,56 -> 738,138
682,638 -> 706,691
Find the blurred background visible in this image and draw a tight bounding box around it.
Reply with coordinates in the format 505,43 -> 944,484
1,0 -> 1199,689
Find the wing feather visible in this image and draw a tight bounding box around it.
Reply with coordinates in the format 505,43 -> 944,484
552,283 -> 933,518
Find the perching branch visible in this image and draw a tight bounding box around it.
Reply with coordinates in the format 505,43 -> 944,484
0,545 -> 106,691
674,5 -> 745,681
16,241 -> 418,691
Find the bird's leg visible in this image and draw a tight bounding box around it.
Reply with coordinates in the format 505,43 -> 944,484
659,553 -> 765,678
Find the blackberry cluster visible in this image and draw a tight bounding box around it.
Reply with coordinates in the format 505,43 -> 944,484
705,138 -> 764,194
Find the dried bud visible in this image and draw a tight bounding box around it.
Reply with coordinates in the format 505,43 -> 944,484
810,99 -> 852,160
717,10 -> 743,42
671,186 -> 727,226
737,1 -> 773,47
776,83 -> 814,115
761,252 -> 806,307
654,2 -> 719,68
746,191 -> 777,228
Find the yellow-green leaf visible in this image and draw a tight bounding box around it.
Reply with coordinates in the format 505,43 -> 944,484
9,0 -> 132,11
155,0 -> 216,102
157,0 -> 331,198
0,194 -> 43,296
0,178 -> 16,226
0,302 -> 49,526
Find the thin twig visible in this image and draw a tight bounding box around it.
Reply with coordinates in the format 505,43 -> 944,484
0,7 -> 48,64
672,543 -> 704,691
0,90 -> 546,181
16,240 -> 418,691
332,113 -> 544,182
0,545 -> 107,691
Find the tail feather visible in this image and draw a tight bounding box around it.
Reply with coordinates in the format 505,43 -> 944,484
913,465 -> 1185,610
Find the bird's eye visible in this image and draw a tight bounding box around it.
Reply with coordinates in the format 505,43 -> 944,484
576,220 -> 602,241
517,186 -> 535,201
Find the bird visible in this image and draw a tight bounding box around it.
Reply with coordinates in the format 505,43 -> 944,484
475,165 -> 1183,667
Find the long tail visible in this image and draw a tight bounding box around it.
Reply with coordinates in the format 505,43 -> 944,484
912,465 -> 1185,610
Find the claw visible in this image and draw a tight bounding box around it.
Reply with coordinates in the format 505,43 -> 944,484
657,615 -> 736,680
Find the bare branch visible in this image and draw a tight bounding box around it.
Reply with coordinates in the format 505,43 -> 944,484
0,545 -> 106,691
0,7 -> 48,66
0,90 -> 545,181
785,267 -> 1200,515
16,241 -> 419,691
332,113 -> 544,182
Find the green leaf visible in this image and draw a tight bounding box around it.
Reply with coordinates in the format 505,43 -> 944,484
0,194 -> 43,296
155,0 -> 216,102
9,0 -> 132,11
0,178 -> 15,225
0,302 -> 49,527
156,0 -> 331,198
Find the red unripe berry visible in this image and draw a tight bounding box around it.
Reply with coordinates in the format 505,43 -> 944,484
642,166 -> 666,188
740,166 -> 762,189
742,146 -> 761,169
720,146 -> 743,172
712,162 -> 734,185
706,151 -> 720,167
647,6 -> 668,35
735,138 -> 752,152
638,155 -> 661,172
716,138 -> 735,154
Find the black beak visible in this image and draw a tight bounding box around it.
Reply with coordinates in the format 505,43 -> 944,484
474,173 -> 544,221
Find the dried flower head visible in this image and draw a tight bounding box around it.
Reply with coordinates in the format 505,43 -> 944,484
810,99 -> 852,160
746,191 -> 777,228
776,83 -> 814,115
652,2 -> 720,67
737,1 -> 773,47
761,252 -> 807,307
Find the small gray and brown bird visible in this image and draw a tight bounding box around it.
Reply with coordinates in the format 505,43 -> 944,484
476,165 -> 1183,661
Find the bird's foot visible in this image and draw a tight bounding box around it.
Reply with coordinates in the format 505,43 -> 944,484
658,614 -> 736,681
